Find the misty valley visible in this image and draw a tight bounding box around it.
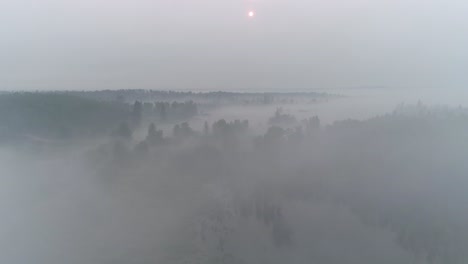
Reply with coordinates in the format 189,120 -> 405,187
1,90 -> 468,264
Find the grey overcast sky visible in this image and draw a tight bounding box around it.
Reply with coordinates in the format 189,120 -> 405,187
1,0 -> 468,91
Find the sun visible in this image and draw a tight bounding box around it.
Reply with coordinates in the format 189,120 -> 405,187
248,11 -> 255,18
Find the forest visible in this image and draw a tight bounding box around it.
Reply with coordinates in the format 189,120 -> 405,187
1,91 -> 468,264
3,0 -> 468,262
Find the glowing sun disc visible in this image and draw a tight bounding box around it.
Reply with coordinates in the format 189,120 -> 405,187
248,11 -> 255,17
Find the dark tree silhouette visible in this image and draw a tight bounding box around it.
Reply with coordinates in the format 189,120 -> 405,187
146,123 -> 163,145
112,122 -> 132,140
132,101 -> 143,127
160,103 -> 167,121
304,116 -> 320,135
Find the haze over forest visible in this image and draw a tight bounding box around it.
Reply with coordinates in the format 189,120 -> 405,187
1,89 -> 468,264
2,0 -> 468,263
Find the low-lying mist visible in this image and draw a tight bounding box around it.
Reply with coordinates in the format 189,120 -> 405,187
1,92 -> 468,264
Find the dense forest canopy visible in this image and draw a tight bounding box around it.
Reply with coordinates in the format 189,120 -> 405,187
0,93 -> 129,141
1,91 -> 468,264
64,89 -> 335,105
0,92 -> 202,143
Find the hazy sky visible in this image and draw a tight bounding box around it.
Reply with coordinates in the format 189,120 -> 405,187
1,0 -> 468,91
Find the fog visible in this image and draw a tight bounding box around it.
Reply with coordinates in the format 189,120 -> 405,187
1,90 -> 468,264
2,0 -> 468,262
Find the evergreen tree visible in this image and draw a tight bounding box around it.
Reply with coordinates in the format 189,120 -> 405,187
146,123 -> 163,145
112,122 -> 132,140
160,103 -> 167,121
132,101 -> 143,127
